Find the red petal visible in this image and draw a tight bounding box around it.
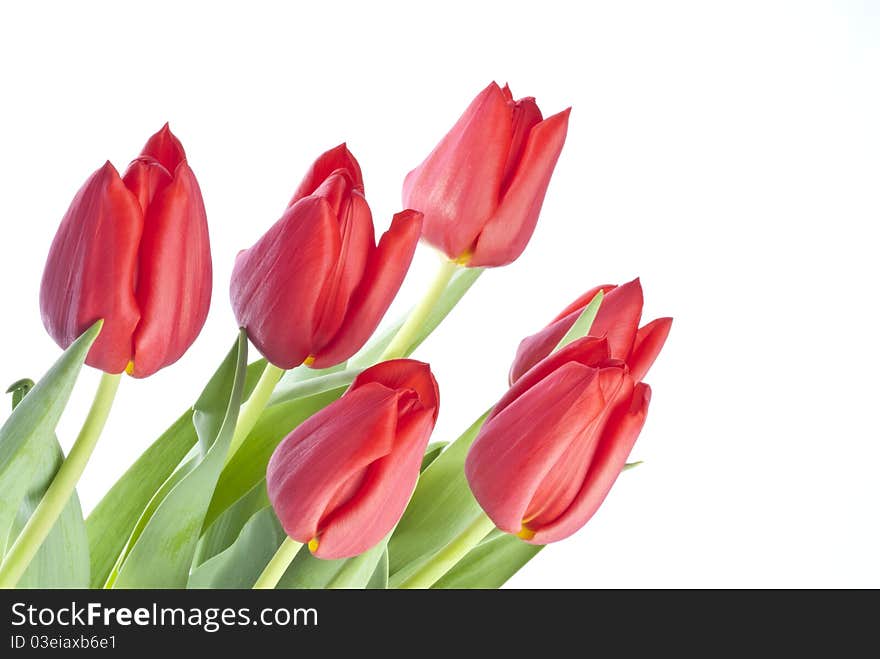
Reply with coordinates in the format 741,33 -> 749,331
350,358 -> 439,421
508,284 -> 615,384
310,187 -> 374,349
629,317 -> 673,381
490,336 -> 610,421
470,108 -> 570,267
501,96 -> 543,193
230,197 -> 341,368
465,362 -> 605,534
524,368 -> 631,529
310,210 -> 422,367
315,405 -> 435,558
289,143 -> 364,206
130,162 -> 212,377
589,277 -> 644,361
553,284 -> 617,321
40,162 -> 143,373
531,383 -> 650,544
402,82 -> 512,260
267,383 -> 400,546
121,158 -> 172,214
139,123 -> 186,174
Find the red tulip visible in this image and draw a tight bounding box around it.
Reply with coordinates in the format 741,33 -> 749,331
267,359 -> 439,559
40,124 -> 211,377
402,82 -> 570,267
230,145 -> 423,369
466,337 -> 652,544
510,278 -> 673,384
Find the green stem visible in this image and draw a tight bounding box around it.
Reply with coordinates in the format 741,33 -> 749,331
0,371 -> 121,588
398,513 -> 496,589
225,362 -> 285,465
380,258 -> 460,361
253,536 -> 303,589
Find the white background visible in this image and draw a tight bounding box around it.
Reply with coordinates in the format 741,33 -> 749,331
1,1 -> 877,588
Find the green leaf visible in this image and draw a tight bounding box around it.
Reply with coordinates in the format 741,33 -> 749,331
553,289 -> 604,352
188,506 -> 285,589
110,331 -> 248,588
420,441 -> 448,472
86,356 -> 274,588
387,411 -> 490,587
86,412 -> 196,587
366,548 -> 389,589
0,322 -> 100,560
277,536 -> 388,589
6,379 -> 34,410
432,533 -> 543,589
194,481 -> 269,567
349,267 -> 484,367
204,387 -> 346,531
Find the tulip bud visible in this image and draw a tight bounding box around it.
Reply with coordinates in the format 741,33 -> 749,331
40,125 -> 212,378
267,359 -> 439,559
402,82 -> 570,267
230,145 -> 423,369
466,337 -> 653,544
510,278 -> 673,384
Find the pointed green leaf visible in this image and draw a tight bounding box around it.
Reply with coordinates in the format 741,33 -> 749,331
194,481 -> 269,567
432,533 -> 543,589
366,548 -> 389,589
553,290 -> 603,353
86,356 -> 274,588
388,411 -> 490,587
111,331 -> 248,587
277,536 -> 388,589
420,441 -> 448,472
0,322 -> 100,559
188,506 -> 285,589
6,379 -> 34,410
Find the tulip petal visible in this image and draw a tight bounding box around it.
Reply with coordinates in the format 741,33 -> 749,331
350,358 -> 439,421
266,383 -> 401,546
310,210 -> 422,368
629,317 -> 673,382
531,383 -> 650,544
402,82 -> 513,260
311,186 -> 375,349
121,158 -> 173,215
524,368 -> 632,529
230,197 -> 341,368
130,162 -> 212,378
501,97 -> 543,193
553,284 -> 617,322
490,336 -> 610,421
589,277 -> 644,361
289,143 -> 364,206
315,405 -> 435,558
40,162 -> 143,373
508,284 -> 615,384
139,123 -> 186,174
470,108 -> 571,267
465,362 -> 606,534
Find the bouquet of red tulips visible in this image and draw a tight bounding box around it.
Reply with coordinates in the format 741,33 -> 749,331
0,82 -> 671,589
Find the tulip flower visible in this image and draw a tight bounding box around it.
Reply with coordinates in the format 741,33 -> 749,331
40,124 -> 211,377
230,144 -> 423,369
402,81 -> 570,267
266,359 -> 439,559
466,336 -> 656,544
510,278 -> 673,384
